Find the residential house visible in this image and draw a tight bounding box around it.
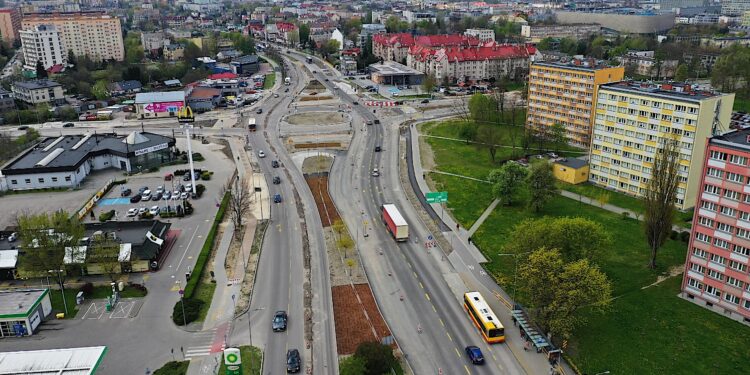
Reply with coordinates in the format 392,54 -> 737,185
11,80 -> 65,105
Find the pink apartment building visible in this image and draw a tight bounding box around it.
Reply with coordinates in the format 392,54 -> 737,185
682,128 -> 750,325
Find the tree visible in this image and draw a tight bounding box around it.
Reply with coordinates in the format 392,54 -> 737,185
87,232 -> 122,281
183,41 -> 202,64
125,44 -> 144,64
16,211 -> 85,278
66,50 -> 77,66
92,79 -> 109,100
299,24 -> 311,48
451,96 -> 471,123
224,177 -> 252,239
549,123 -> 566,153
674,63 -> 689,81
504,217 -> 611,262
339,355 -> 366,375
644,137 -> 680,269
421,74 -> 437,94
354,341 -> 400,375
468,93 -> 497,125
476,124 -> 503,162
526,161 -> 557,212
488,163 -> 528,206
35,60 -> 48,79
457,122 -> 477,144
518,248 -> 612,340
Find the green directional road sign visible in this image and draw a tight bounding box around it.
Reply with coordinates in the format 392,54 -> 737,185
426,191 -> 448,204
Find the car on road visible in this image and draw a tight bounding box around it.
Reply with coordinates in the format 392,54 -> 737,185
324,78 -> 329,81
149,206 -> 160,216
352,101 -> 359,105
273,193 -> 282,203
421,99 -> 430,104
273,176 -> 281,184
272,311 -> 288,332
63,122 -> 75,128
312,70 -> 317,73
127,208 -> 138,217
374,146 -> 381,152
366,120 -> 373,126
258,150 -> 266,158
130,194 -> 142,203
465,346 -> 484,365
274,93 -> 279,98
286,349 -> 301,373
17,125 -> 29,130
256,108 -> 263,114
285,88 -> 289,92
271,160 -> 279,168
121,188 -> 132,197
371,168 -> 380,177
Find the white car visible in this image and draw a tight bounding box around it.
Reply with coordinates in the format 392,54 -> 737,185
258,150 -> 266,158
181,192 -> 189,200
149,206 -> 160,216
156,186 -> 165,194
138,207 -> 147,215
372,168 -> 380,177
172,190 -> 181,200
141,189 -> 152,200
127,208 -> 138,217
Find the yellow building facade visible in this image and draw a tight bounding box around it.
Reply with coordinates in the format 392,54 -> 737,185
22,13 -> 125,62
553,158 -> 590,184
589,82 -> 734,210
526,60 -> 624,148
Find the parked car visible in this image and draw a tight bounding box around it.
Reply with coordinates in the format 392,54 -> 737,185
352,101 -> 359,105
274,93 -> 280,98
274,194 -> 282,203
181,192 -> 189,200
138,186 -> 149,194
421,99 -> 430,104
465,346 -> 484,365
272,311 -> 288,332
138,207 -> 147,215
163,191 -> 172,200
285,88 -> 289,92
121,188 -> 132,197
151,192 -> 162,201
172,190 -> 181,200
273,176 -> 281,184
141,190 -> 152,200
256,108 -> 263,114
127,208 -> 138,217
156,186 -> 165,194
374,146 -> 381,152
149,206 -> 160,216
164,173 -> 173,181
18,125 -> 29,130
286,349 -> 301,373
130,195 -> 142,203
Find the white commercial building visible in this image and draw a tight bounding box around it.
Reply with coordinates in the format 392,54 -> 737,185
0,289 -> 51,337
20,24 -> 66,71
0,346 -> 107,373
464,28 -> 496,41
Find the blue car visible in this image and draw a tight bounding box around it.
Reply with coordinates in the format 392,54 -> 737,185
274,194 -> 282,203
465,346 -> 484,365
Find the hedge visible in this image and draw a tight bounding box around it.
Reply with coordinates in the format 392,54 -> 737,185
182,191 -> 230,299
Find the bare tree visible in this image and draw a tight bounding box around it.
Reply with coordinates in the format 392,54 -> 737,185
644,137 -> 680,269
224,177 -> 252,239
451,95 -> 471,123
476,124 -> 503,163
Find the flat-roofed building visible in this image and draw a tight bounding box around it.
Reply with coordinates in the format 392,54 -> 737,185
20,24 -> 66,71
590,81 -> 735,209
0,289 -> 51,337
11,79 -> 65,105
520,24 -> 601,43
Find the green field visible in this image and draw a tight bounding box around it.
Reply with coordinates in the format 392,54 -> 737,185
733,95 -> 750,113
218,346 -> 263,375
263,73 -> 276,89
194,281 -> 216,322
422,119 -> 750,374
49,288 -> 79,319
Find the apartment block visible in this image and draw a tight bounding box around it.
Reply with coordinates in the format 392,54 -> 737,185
20,25 -> 66,71
520,24 -> 601,43
682,128 -> 750,325
22,12 -> 124,62
0,8 -> 21,43
589,81 -> 735,210
526,60 -> 624,148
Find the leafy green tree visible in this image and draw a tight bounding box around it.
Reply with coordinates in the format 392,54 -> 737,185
537,37 -> 554,51
674,63 -> 688,81
67,50 -> 77,66
58,106 -> 79,121
518,248 -> 612,340
339,355 -> 366,375
488,162 -> 528,206
421,74 -> 437,94
182,41 -> 202,64
550,123 -> 566,152
476,123 -> 503,162
123,65 -> 143,82
299,24 -> 311,48
526,161 -> 557,212
35,60 -> 48,79
125,44 -> 144,64
354,342 -> 400,375
644,137 -> 680,269
87,233 -> 122,281
92,79 -> 109,100
468,93 -> 497,124
504,217 -> 611,262
16,211 -> 85,278
457,122 -> 477,144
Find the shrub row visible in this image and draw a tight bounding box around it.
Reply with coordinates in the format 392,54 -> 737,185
182,191 -> 229,299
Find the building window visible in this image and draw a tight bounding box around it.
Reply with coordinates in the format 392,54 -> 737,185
727,276 -> 744,289
724,293 -> 740,305
730,155 -> 747,166
723,189 -> 740,201
721,206 -> 736,217
38,178 -> 44,183
691,263 -> 706,273
696,232 -> 712,243
702,201 -> 718,211
734,244 -> 750,256
717,223 -> 734,233
65,176 -> 71,182
687,277 -> 703,290
714,239 -> 729,249
705,285 -> 720,297
704,184 -> 721,195
52,177 -> 58,182
25,179 -> 30,184
693,247 -> 707,259
706,168 -> 723,178
729,260 -> 748,273
710,253 -> 727,265
698,216 -> 715,228
710,150 -> 727,161
11,179 -> 16,185
726,172 -> 744,184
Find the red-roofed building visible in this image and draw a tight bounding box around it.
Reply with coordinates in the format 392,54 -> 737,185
208,72 -> 238,80
372,33 -> 483,64
408,43 -> 539,83
266,22 -> 299,46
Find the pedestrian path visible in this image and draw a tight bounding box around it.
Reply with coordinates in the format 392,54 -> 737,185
184,322 -> 229,359
467,198 -> 500,237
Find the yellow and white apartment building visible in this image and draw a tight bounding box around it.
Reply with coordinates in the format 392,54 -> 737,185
526,60 -> 624,148
22,12 -> 124,62
589,81 -> 734,210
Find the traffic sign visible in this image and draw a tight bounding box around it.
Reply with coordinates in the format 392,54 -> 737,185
426,191 -> 448,204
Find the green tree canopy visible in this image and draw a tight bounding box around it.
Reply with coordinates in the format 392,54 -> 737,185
339,355 -> 366,375
526,160 -> 557,212
468,93 -> 498,124
354,342 -> 400,375
92,79 -> 109,100
16,211 -> 84,278
504,217 -> 612,262
488,162 -> 528,206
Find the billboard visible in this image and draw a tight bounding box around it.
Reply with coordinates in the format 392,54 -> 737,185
142,101 -> 184,114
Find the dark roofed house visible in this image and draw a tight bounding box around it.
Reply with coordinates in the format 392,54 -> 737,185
82,220 -> 172,272
11,80 -> 65,105
186,87 -> 222,113
230,55 -> 260,76
109,80 -> 143,96
0,131 -> 176,191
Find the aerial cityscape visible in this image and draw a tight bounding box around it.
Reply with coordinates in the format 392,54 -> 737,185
0,0 -> 750,374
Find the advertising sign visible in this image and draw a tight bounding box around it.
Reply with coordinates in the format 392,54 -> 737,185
143,101 -> 184,114
223,348 -> 242,375
134,143 -> 169,156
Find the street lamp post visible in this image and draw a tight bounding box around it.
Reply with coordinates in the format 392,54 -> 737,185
496,251 -> 532,303
177,280 -> 186,326
48,269 -> 67,315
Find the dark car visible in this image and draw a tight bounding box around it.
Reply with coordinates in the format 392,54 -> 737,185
274,194 -> 282,203
63,122 -> 75,128
285,88 -> 289,92
273,176 -> 281,184
286,349 -> 301,373
374,146 -> 381,152
129,194 -> 142,203
18,125 -> 29,130
151,192 -> 162,201
121,188 -> 132,197
421,99 -> 430,104
352,101 -> 359,105
256,108 -> 263,114
271,160 -> 280,168
272,311 -> 288,332
324,78 -> 329,81
465,346 -> 484,365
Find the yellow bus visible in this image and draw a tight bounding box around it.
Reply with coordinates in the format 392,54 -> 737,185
463,291 -> 505,343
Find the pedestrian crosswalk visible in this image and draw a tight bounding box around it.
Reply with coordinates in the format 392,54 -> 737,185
183,322 -> 231,360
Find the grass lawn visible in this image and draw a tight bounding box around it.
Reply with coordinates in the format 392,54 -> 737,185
49,288 -> 79,319
193,281 -> 216,322
263,73 -> 276,89
428,173 -> 493,229
218,346 -> 263,375
153,360 -> 189,375
733,95 -> 750,113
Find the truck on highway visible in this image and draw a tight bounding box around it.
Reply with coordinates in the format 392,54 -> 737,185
284,77 -> 291,85
382,204 -> 409,241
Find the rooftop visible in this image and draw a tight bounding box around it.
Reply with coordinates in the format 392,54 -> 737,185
0,346 -> 107,375
13,79 -> 61,90
231,55 -> 259,64
1,132 -> 175,174
368,61 -> 424,76
533,58 -> 613,72
135,91 -> 185,104
711,128 -> 750,152
600,81 -> 729,102
0,289 -> 47,317
555,157 -> 588,170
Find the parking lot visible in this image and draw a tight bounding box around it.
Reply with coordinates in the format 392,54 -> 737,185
80,299 -> 143,320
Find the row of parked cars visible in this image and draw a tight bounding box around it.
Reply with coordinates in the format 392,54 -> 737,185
121,185 -> 195,203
